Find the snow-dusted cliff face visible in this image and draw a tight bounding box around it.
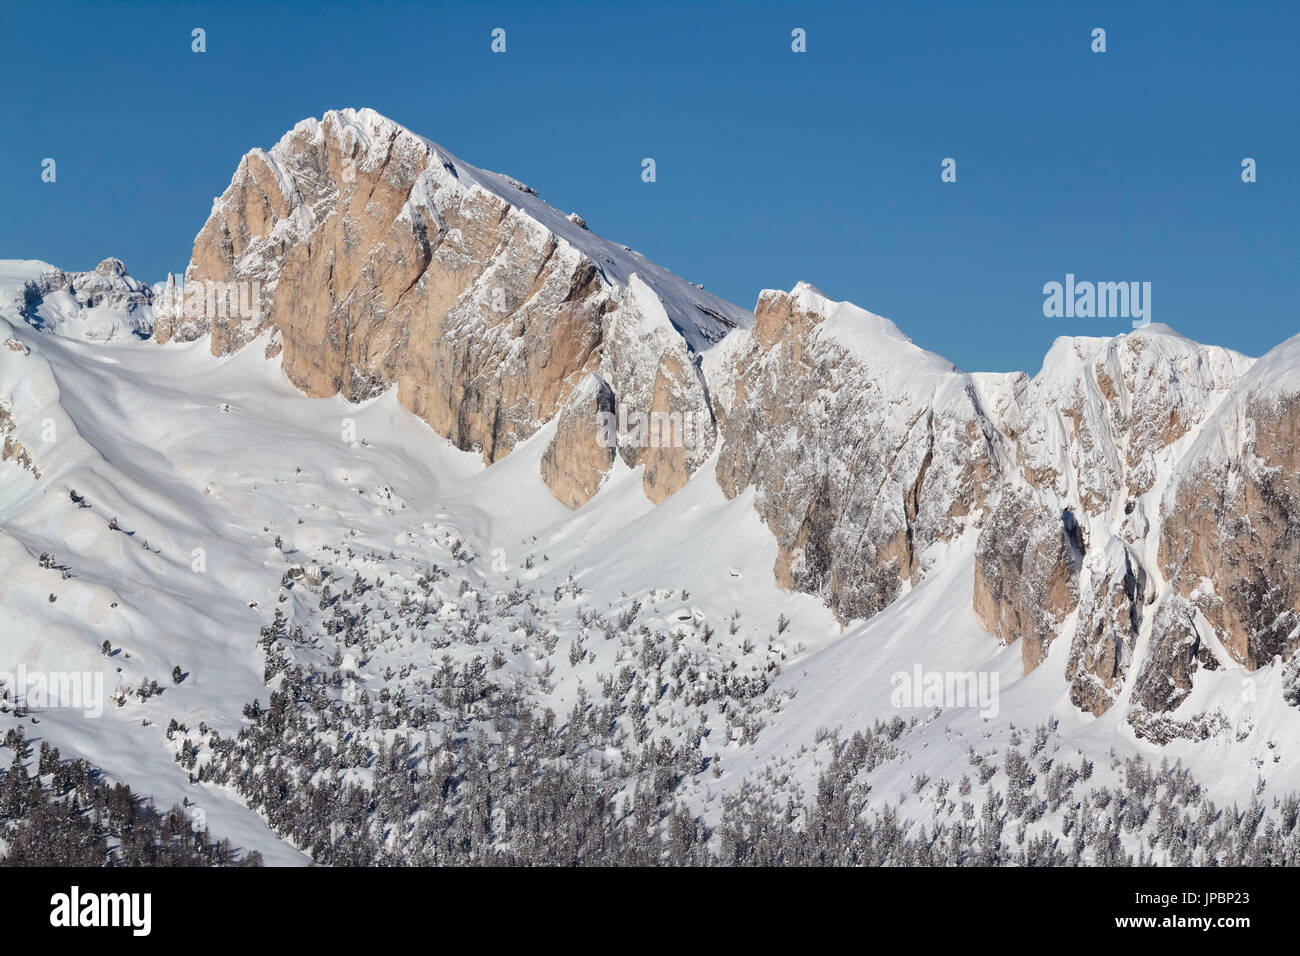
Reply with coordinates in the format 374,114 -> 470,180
972,326 -> 1256,720
1153,335 -> 1300,730
704,284 -> 1295,738
712,283 -> 1004,623
164,108 -> 748,505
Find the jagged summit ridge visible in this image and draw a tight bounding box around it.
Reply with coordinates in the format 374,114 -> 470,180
183,107 -> 749,352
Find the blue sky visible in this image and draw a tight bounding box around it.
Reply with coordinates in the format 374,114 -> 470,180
2,0 -> 1295,372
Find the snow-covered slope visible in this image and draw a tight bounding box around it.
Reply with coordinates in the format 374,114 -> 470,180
1,259 -> 817,861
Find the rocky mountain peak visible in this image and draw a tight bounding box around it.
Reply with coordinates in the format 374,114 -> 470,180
94,257 -> 128,277
162,108 -> 750,499
1,258 -> 153,342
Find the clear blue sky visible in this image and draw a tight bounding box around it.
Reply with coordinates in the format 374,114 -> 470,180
2,0 -> 1295,373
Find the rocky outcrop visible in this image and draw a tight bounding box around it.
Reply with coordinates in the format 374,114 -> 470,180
1066,539 -> 1146,715
706,309 -> 1295,725
1129,595 -> 1220,719
1158,337 -> 1300,674
713,284 -> 1002,623
973,490 -> 1082,673
966,326 -> 1253,717
596,276 -> 716,504
171,108 -> 747,489
0,399 -> 39,479
997,329 -> 1250,515
540,373 -> 616,509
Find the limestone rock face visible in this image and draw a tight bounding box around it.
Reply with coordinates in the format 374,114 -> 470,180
173,108 -> 748,475
966,326 -> 1252,716
540,373 -> 616,509
596,276 -> 716,504
973,489 -> 1082,673
968,327 -> 1300,724
713,284 -> 1002,623
1158,336 -> 1300,674
1066,539 -> 1146,715
991,328 -> 1251,514
1127,595 -> 1222,740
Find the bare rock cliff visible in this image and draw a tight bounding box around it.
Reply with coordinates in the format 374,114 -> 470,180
712,283 -> 1003,623
1158,336 -> 1300,675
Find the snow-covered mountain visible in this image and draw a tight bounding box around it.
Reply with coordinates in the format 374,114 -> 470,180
4,109 -> 1300,866
160,108 -> 746,506
1,258 -> 154,343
